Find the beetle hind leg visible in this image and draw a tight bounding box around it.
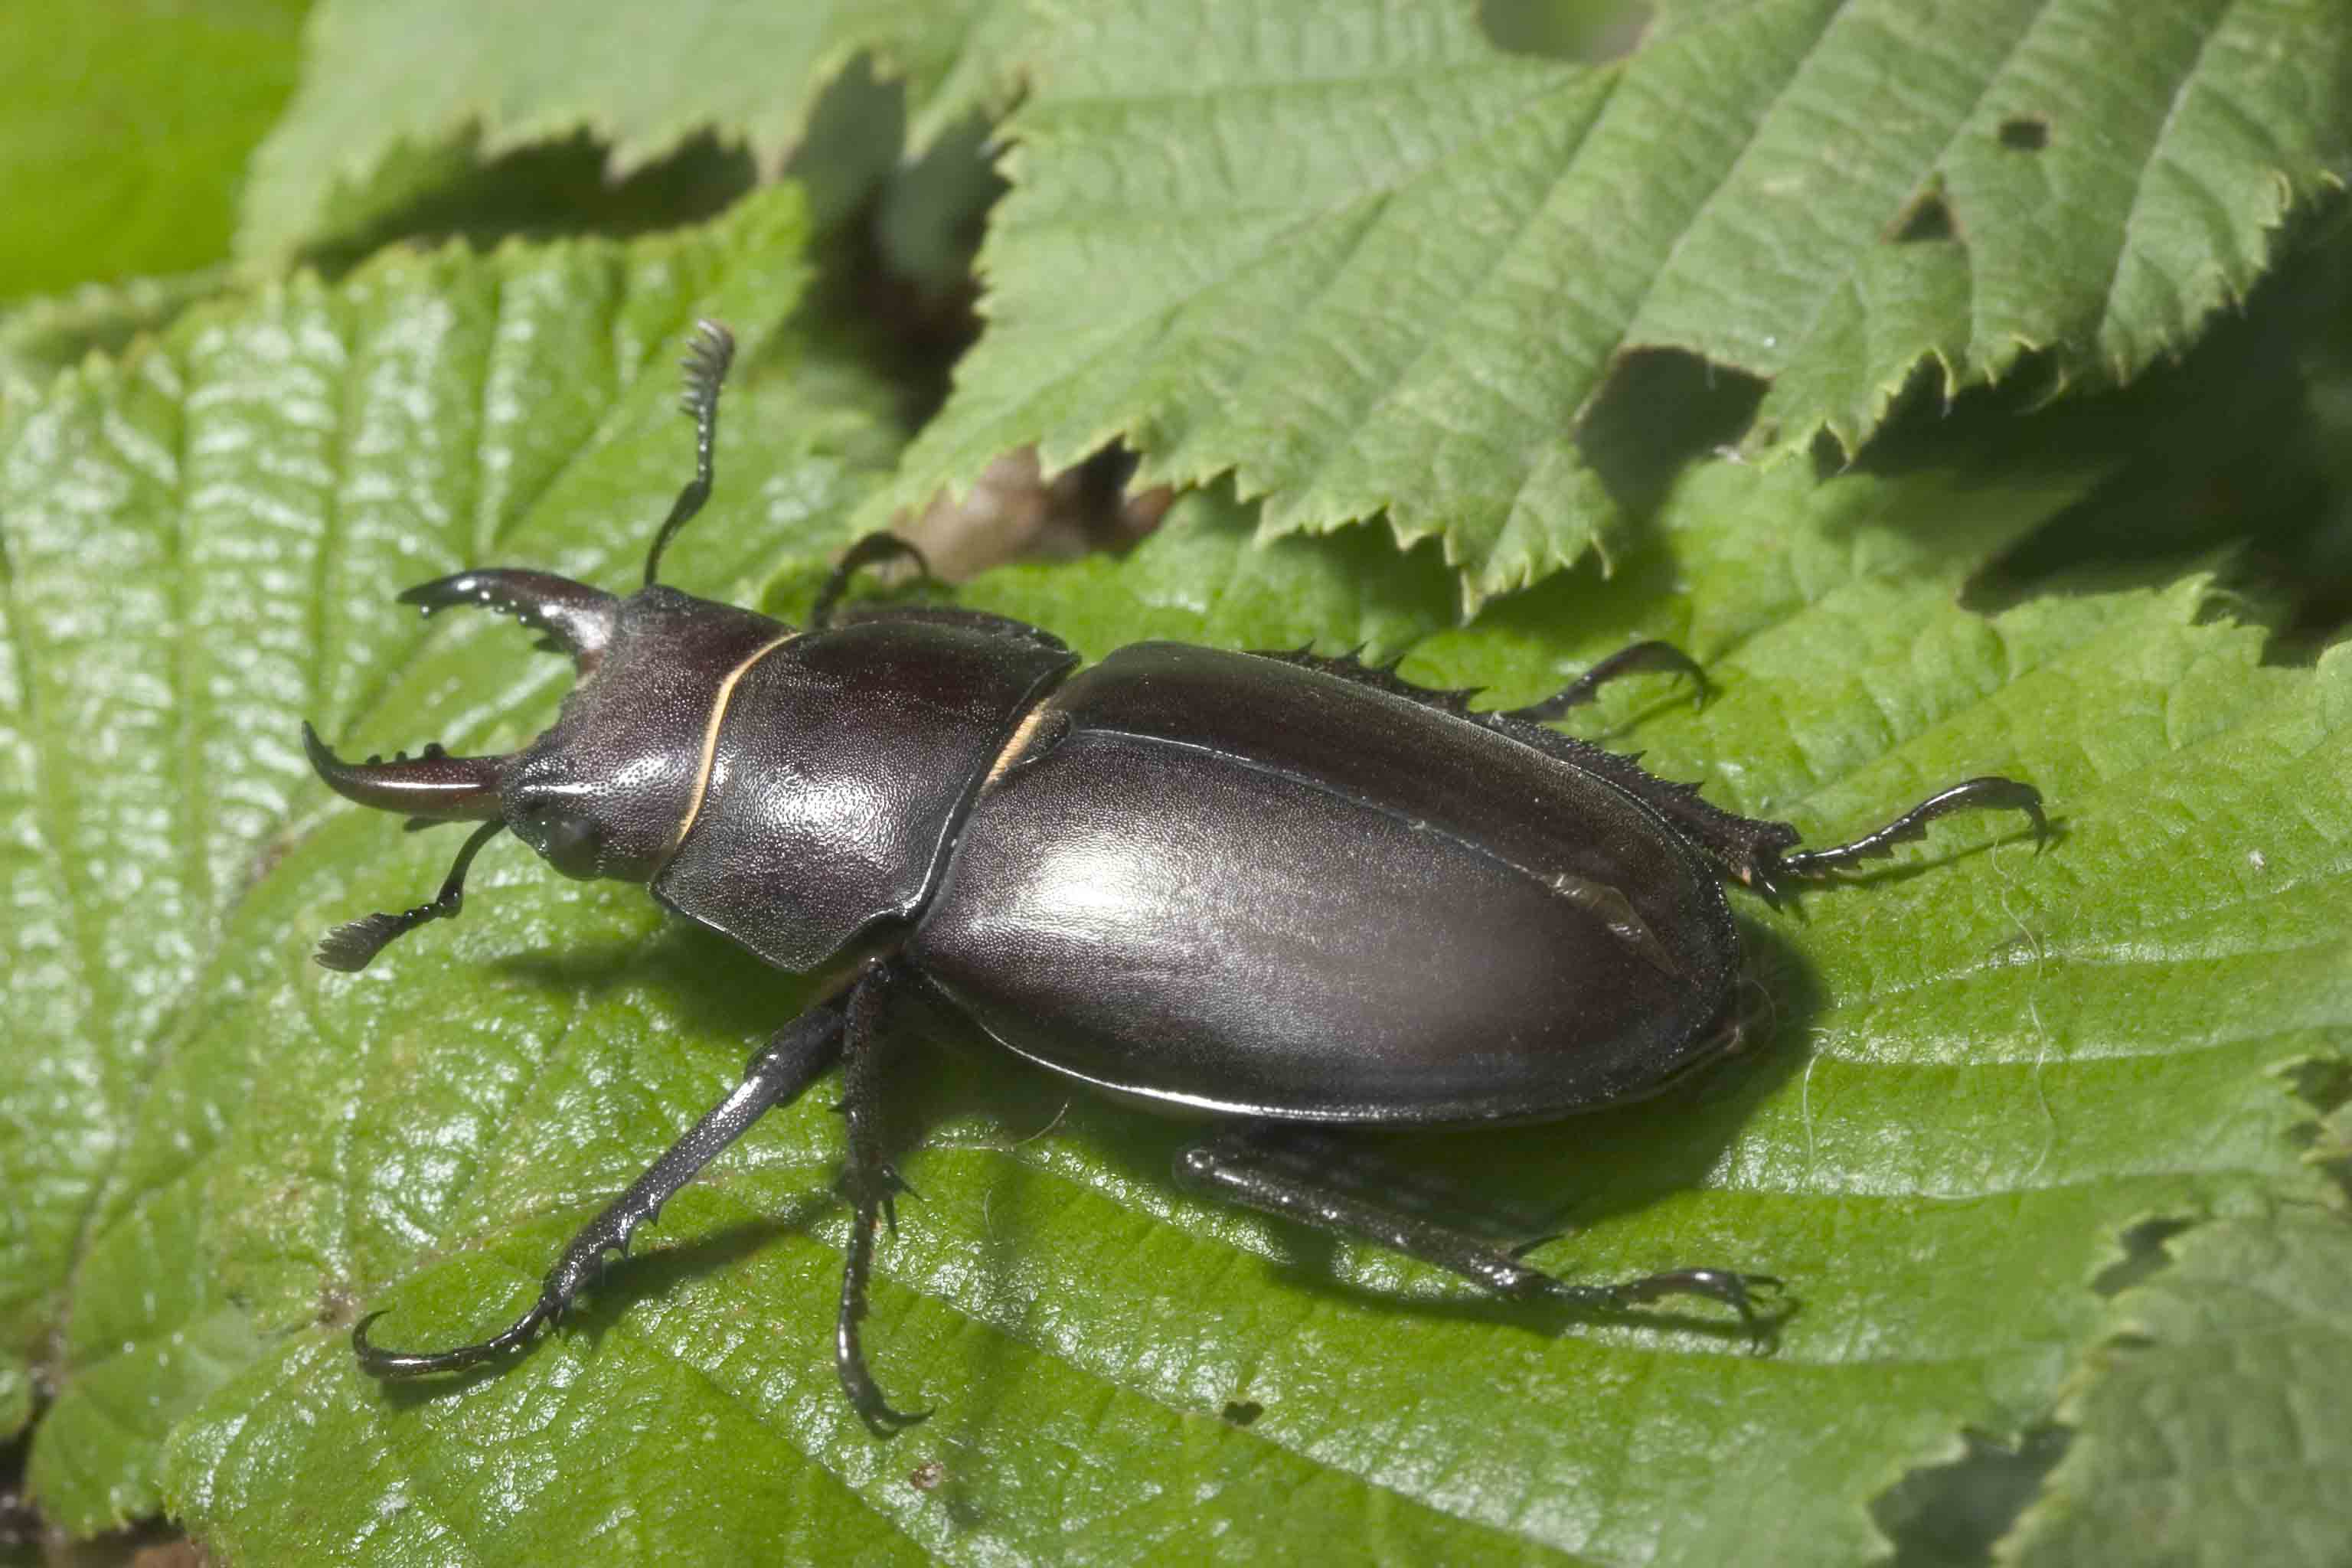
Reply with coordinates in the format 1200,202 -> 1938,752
1172,1125 -> 1783,1340
352,1001 -> 844,1379
1767,776 -> 2050,889
834,962 -> 931,1435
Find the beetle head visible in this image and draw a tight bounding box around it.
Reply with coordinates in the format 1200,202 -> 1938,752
304,568 -> 787,966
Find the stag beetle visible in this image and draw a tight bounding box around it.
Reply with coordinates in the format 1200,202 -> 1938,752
306,322 -> 2047,1431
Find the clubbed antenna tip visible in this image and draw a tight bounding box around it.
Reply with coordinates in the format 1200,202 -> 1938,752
316,910 -> 413,972
681,320 -> 735,418
311,820 -> 506,972
643,319 -> 737,588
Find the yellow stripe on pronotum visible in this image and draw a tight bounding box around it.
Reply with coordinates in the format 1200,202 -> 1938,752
664,632 -> 800,858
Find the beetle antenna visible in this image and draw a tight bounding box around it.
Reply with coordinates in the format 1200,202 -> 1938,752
808,531 -> 933,631
315,820 -> 506,972
642,319 -> 737,589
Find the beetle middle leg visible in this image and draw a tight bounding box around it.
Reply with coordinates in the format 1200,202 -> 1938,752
1172,1125 -> 1781,1336
354,997 -> 844,1377
1501,640 -> 1711,722
1772,777 -> 2050,881
1556,758 -> 2048,897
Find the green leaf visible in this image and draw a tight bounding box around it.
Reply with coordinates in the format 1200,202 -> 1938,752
0,0 -> 308,302
0,270 -> 233,420
949,481 -> 1462,659
0,183 -> 858,1527
1998,1204 -> 2352,1566
238,0 -> 1033,263
25,439 -> 2344,1557
867,0 -> 2351,606
9,189 -> 2348,1566
149,467 -> 2351,1561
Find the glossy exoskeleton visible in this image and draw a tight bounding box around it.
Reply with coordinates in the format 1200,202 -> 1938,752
306,322 -> 2047,1431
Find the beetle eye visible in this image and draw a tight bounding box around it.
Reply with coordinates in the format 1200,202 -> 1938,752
520,805 -> 603,879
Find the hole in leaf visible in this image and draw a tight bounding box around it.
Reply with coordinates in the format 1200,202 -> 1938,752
1480,0 -> 1651,60
871,111 -> 1007,302
1887,188 -> 1956,244
1998,116 -> 2049,151
318,1279 -> 363,1329
1870,1426 -> 2069,1566
1222,1399 -> 1266,1426
1808,423 -> 1856,474
2092,1216 -> 2195,1298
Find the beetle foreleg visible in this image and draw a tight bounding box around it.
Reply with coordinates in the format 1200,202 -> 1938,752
834,961 -> 930,1435
1769,776 -> 2050,887
1173,1126 -> 1782,1341
1502,639 -> 1712,723
353,998 -> 844,1379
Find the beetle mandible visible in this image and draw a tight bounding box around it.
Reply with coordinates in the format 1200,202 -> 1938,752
305,322 -> 2047,1431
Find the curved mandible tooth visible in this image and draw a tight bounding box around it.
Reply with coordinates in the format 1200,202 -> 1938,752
398,569 -> 618,674
302,721 -> 506,820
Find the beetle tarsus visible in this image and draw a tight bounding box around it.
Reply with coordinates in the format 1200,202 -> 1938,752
1773,776 -> 2050,880
1593,1267 -> 1785,1332
838,1193 -> 930,1435
831,962 -> 928,1430
352,1302 -> 553,1377
878,1164 -> 917,1236
1504,639 -> 1713,723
